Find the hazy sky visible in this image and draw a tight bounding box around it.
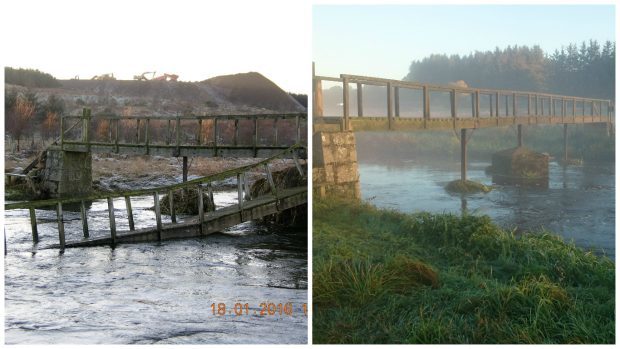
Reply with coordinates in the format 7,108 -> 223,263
314,4 -> 615,80
1,0 -> 310,93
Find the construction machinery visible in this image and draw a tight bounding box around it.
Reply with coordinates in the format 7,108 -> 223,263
91,73 -> 116,80
133,71 -> 156,81
153,73 -> 179,82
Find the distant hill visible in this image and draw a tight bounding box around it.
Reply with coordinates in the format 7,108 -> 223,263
205,72 -> 304,112
5,70 -> 305,116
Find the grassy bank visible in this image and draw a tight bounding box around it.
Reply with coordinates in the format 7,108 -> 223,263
313,199 -> 614,344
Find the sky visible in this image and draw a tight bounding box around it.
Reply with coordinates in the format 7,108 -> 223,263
0,0 -> 310,93
313,4 -> 616,80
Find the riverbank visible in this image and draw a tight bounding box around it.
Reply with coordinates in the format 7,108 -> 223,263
313,199 -> 614,344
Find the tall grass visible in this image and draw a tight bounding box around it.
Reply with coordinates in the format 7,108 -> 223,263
313,199 -> 614,344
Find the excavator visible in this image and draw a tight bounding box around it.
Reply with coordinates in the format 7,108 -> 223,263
153,73 -> 179,82
91,73 -> 116,80
133,71 -> 156,81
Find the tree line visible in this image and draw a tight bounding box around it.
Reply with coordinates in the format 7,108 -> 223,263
405,40 -> 615,100
5,67 -> 61,88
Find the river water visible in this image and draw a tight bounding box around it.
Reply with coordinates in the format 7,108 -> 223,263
4,191 -> 308,344
359,159 -> 615,259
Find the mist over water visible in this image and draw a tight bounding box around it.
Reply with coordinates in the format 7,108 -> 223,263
359,159 -> 615,260
4,191 -> 308,344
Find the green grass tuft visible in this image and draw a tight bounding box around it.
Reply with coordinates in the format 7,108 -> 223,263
313,198 -> 614,344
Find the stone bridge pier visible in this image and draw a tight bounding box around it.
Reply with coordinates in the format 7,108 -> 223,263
41,148 -> 92,198
312,125 -> 361,200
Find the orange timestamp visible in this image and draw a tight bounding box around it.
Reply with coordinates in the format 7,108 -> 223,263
210,302 -> 307,317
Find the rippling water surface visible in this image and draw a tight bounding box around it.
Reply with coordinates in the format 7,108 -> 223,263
360,160 -> 615,259
5,191 -> 307,344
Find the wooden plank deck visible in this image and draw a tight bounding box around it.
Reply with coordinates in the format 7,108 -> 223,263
51,187 -> 306,249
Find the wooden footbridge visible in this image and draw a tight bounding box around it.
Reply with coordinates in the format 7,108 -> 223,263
60,110 -> 307,158
5,144 -> 307,252
313,69 -> 614,181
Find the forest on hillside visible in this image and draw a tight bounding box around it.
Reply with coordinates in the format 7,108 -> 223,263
405,40 -> 615,100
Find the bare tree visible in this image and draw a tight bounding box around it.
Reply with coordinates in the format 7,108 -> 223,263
6,96 -> 36,152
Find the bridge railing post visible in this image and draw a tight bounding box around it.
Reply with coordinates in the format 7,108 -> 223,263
423,86 -> 431,120
387,82 -> 394,130
342,75 -> 350,131
197,185 -> 204,234
57,202 -> 65,252
29,208 -> 38,243
357,82 -> 364,117
451,89 -> 457,118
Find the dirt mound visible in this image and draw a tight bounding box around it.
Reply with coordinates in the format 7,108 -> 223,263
205,72 -> 304,112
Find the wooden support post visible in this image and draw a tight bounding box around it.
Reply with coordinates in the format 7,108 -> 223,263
563,123 -> 568,162
264,163 -> 278,198
145,118 -> 150,155
357,82 -> 364,117
166,119 -> 171,145
154,192 -> 162,240
197,119 -> 202,145
237,173 -> 244,210
182,157 -> 188,182
527,94 -> 531,115
495,92 -> 500,117
175,115 -> 181,156
29,208 -> 38,243
423,86 -> 430,119
451,89 -> 457,118
582,99 -> 586,116
197,185 -> 204,233
125,196 -> 134,231
273,117 -> 278,146
136,119 -> 141,143
233,119 -> 239,146
295,114 -> 301,145
342,77 -> 350,130
60,114 -> 64,150
80,201 -> 89,238
505,95 -> 509,116
572,98 -> 576,116
213,118 -> 218,156
394,86 -> 400,117
293,151 -> 305,177
474,90 -> 480,118
243,172 -> 251,201
489,93 -> 494,116
108,119 -> 112,143
517,124 -> 523,147
512,93 -> 517,116
57,203 -> 65,251
254,116 -> 259,156
107,197 -> 116,245
563,99 -> 567,119
207,182 -> 215,211
460,128 -> 467,181
535,96 -> 539,115
168,190 -> 176,223
550,97 -> 554,116
82,108 -> 91,151
115,119 -> 120,153
387,82 -> 394,130
591,101 -> 595,116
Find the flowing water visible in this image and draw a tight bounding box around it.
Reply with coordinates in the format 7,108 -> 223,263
4,191 -> 308,344
359,159 -> 615,259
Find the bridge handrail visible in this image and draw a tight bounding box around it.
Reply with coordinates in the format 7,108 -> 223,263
61,113 -> 307,121
5,143 -> 306,210
316,74 -> 612,103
